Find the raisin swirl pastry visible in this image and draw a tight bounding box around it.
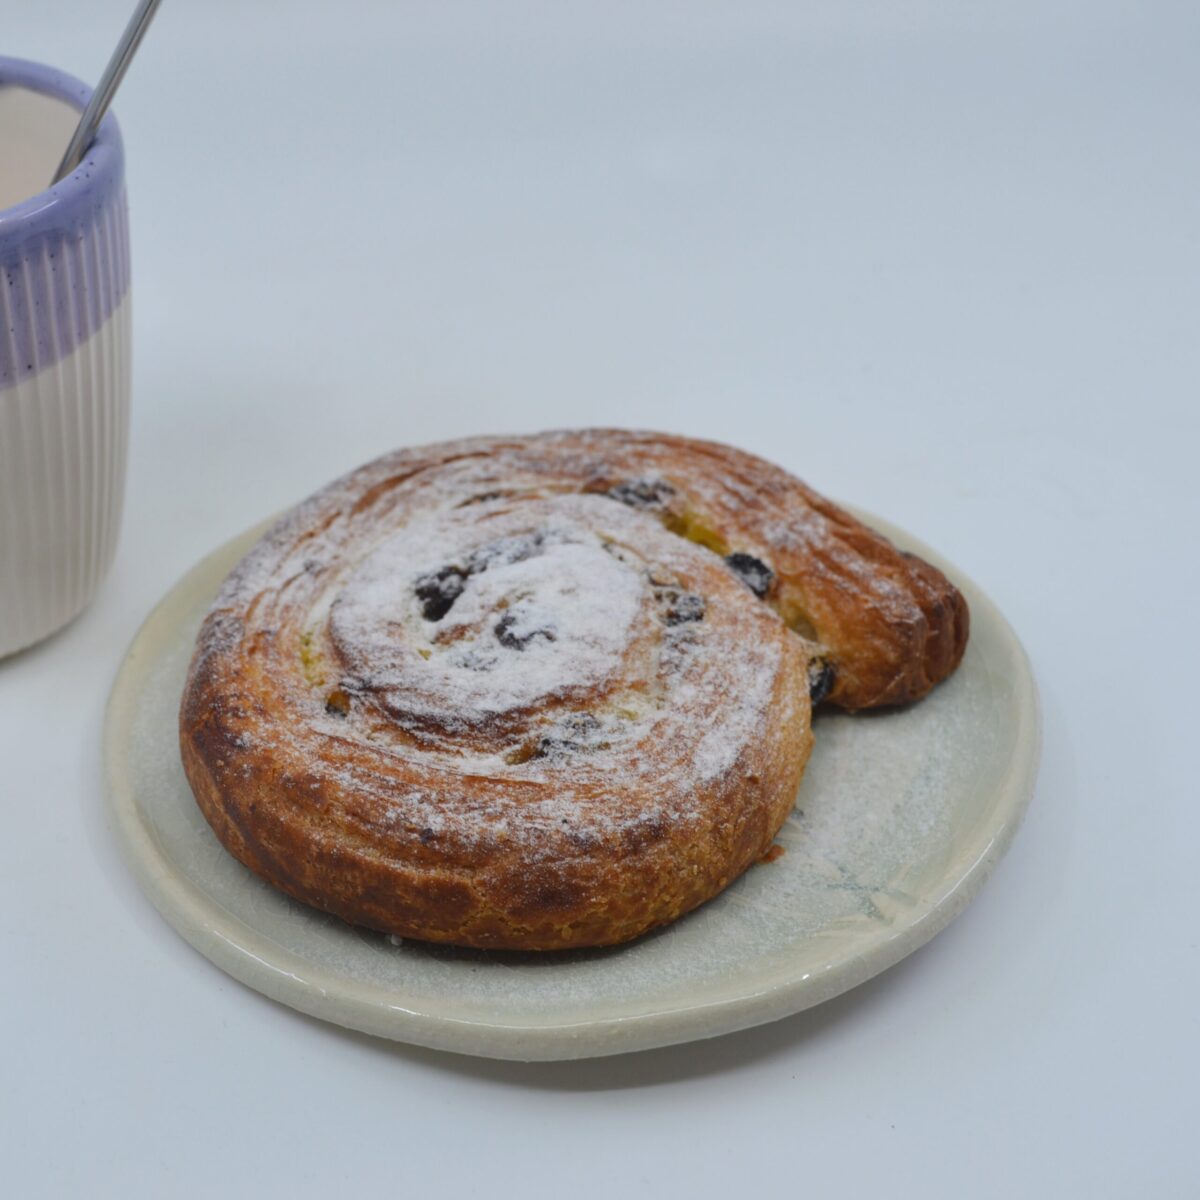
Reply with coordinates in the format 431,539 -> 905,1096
180,430 -> 968,950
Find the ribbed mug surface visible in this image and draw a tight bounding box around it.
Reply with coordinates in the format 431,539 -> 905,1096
0,57 -> 131,656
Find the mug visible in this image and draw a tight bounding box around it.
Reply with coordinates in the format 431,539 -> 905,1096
0,56 -> 131,656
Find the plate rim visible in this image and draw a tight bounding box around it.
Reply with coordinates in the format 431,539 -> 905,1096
103,509 -> 1041,1061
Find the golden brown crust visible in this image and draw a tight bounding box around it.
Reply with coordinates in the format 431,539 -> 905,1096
178,430 -> 967,950
556,430 -> 970,709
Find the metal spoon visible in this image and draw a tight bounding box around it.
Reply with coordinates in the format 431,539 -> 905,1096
51,0 -> 164,185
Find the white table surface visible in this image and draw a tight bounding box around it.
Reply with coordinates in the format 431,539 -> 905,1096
3,3 -> 1197,1195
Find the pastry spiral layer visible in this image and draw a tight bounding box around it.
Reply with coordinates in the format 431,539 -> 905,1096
180,430 -> 968,949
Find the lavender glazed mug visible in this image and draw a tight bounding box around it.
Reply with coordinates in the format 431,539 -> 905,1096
0,57 -> 131,656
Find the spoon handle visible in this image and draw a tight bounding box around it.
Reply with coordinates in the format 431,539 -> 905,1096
51,0 -> 164,185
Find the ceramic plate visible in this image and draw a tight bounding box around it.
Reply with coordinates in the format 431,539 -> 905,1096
104,511 -> 1039,1061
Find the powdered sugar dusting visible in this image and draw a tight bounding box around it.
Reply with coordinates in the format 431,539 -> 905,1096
329,506 -> 644,725
187,432 -> 817,864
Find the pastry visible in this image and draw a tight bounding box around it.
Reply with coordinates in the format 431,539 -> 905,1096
179,430 -> 968,950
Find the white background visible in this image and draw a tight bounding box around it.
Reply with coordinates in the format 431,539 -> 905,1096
3,2 -> 1197,1195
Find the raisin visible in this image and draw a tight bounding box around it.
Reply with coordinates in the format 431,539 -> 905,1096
495,611 -> 557,650
724,552 -> 774,599
658,589 -> 705,625
455,648 -> 498,672
324,688 -> 351,716
467,530 -> 545,573
534,713 -> 602,758
808,660 -> 836,705
414,566 -> 465,621
607,478 -> 675,510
